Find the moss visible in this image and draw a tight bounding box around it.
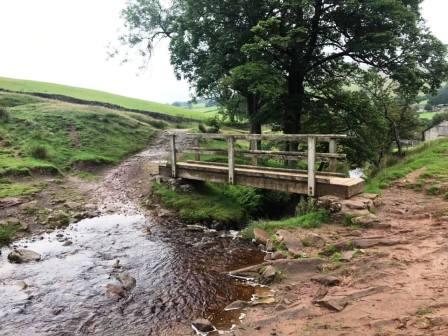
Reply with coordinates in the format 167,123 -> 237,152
0,224 -> 19,247
242,210 -> 329,238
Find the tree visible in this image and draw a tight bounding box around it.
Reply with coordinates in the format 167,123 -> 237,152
120,0 -> 272,134
241,0 -> 447,150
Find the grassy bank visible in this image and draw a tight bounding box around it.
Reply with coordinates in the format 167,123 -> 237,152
366,139 -> 448,194
0,76 -> 215,121
152,181 -> 294,227
0,92 -> 157,197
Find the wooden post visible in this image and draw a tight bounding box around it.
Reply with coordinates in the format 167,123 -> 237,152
170,134 -> 177,178
307,136 -> 316,197
228,136 -> 235,184
251,139 -> 258,166
329,139 -> 337,172
194,137 -> 201,161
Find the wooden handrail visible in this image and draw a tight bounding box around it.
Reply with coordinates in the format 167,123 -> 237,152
180,133 -> 348,141
168,133 -> 348,196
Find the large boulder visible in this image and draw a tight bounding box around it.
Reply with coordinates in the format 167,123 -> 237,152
317,195 -> 342,213
8,249 -> 41,263
276,230 -> 303,256
260,265 -> 278,285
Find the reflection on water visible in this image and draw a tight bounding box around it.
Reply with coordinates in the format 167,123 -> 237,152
0,214 -> 264,335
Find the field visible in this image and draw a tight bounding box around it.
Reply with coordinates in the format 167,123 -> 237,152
0,91 -> 158,197
0,77 -> 216,121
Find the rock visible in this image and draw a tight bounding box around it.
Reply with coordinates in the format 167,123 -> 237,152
64,201 -> 81,210
254,228 -> 270,244
47,210 -> 70,228
317,195 -> 342,213
251,297 -> 276,306
0,197 -> 24,209
316,286 -> 388,312
276,230 -> 302,256
117,273 -> 136,290
311,275 -> 341,286
265,239 -> 275,252
105,284 -> 126,299
62,240 -> 73,246
260,265 -> 278,285
352,213 -> 381,227
192,319 -> 215,333
301,233 -> 326,248
112,260 -> 121,269
179,184 -> 194,193
272,251 -> 287,260
17,281 -> 28,290
224,300 -> 248,311
340,250 -> 356,262
342,199 -> 370,210
185,224 -> 205,232
8,249 -> 41,263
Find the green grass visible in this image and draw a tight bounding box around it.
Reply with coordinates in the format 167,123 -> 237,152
152,182 -> 248,224
0,91 -> 156,179
0,224 -> 19,247
419,111 -> 440,120
242,210 -> 330,238
0,180 -> 41,198
0,76 -> 215,121
366,139 -> 448,194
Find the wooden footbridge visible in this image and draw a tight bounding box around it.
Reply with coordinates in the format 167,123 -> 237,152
158,133 -> 364,198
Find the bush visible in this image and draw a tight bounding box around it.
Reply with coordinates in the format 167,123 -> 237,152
29,144 -> 49,160
0,107 -> 9,122
205,116 -> 221,133
0,224 -> 19,247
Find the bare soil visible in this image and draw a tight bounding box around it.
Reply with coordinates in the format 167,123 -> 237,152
234,174 -> 448,336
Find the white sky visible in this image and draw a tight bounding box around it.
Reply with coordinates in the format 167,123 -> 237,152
0,0 -> 446,104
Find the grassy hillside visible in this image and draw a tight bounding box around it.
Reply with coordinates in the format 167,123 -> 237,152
366,139 -> 448,195
0,91 -> 157,185
0,76 -> 215,121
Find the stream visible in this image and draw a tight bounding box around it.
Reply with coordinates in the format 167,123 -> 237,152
0,132 -> 265,335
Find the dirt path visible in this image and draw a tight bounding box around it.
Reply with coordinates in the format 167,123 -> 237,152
235,178 -> 448,336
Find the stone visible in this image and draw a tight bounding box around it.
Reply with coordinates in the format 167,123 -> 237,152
352,213 -> 381,227
62,240 -> 73,246
0,197 -> 24,209
276,230 -> 302,256
64,201 -> 82,210
117,273 -> 136,290
301,233 -> 326,248
47,210 -> 70,228
311,275 -> 341,287
105,284 -> 126,299
340,250 -> 356,262
317,195 -> 342,213
192,319 -> 215,333
224,300 -> 248,311
265,239 -> 275,252
8,249 -> 41,263
254,228 -> 270,245
260,265 -> 278,285
342,199 -> 370,210
272,251 -> 287,260
17,281 -> 28,290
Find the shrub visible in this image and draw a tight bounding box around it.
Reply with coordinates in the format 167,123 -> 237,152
0,107 -> 9,122
29,144 -> 49,160
0,224 -> 19,247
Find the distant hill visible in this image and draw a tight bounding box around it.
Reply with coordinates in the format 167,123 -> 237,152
0,76 -> 215,121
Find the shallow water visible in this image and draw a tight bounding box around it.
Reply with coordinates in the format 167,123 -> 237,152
0,214 -> 264,335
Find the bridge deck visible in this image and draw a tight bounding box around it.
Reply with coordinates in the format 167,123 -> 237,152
159,161 -> 364,199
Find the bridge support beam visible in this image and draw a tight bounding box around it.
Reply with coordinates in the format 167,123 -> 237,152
307,137 -> 316,197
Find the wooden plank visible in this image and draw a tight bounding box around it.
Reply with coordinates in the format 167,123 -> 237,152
329,139 -> 337,172
170,134 -> 177,178
183,133 -> 348,142
185,160 -> 347,177
182,148 -> 346,159
308,137 -> 316,197
228,136 -> 235,184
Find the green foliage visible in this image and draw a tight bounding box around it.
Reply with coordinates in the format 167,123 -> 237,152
0,224 -> 19,247
243,210 -> 329,238
0,107 -> 9,122
0,91 -> 155,176
28,144 -> 49,160
0,76 -> 213,120
0,180 -> 41,198
366,139 -> 448,193
152,182 -> 247,224
427,85 -> 448,107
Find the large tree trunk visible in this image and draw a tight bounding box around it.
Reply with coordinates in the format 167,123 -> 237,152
247,94 -> 261,150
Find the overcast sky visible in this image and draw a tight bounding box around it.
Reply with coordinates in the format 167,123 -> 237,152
0,0 -> 446,104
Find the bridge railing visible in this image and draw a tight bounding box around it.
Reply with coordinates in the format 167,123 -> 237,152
169,133 -> 348,196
